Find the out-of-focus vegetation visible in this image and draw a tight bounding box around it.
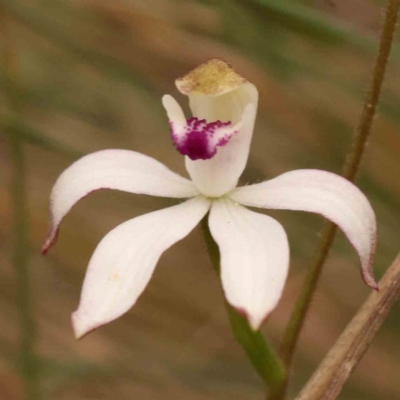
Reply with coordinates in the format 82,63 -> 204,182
1,1 -> 400,399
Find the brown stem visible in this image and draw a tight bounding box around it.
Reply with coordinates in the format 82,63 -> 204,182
272,0 -> 400,398
296,252 -> 400,400
343,0 -> 400,181
278,223 -> 337,371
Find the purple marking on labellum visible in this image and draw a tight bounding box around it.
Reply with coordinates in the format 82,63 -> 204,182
170,117 -> 237,160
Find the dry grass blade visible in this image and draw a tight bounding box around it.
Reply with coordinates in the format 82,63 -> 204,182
296,252 -> 400,400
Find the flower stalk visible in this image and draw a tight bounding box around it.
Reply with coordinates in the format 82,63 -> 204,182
200,217 -> 286,392
1,9 -> 41,400
276,0 -> 400,398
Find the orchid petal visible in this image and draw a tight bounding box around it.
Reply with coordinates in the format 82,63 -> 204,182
42,149 -> 199,254
230,169 -> 377,289
175,59 -> 258,197
72,196 -> 211,339
208,199 -> 289,330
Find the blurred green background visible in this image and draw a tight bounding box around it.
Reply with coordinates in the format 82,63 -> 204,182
1,0 -> 400,399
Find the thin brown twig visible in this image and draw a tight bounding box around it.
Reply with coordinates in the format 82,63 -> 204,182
272,1 -> 400,398
296,252 -> 400,400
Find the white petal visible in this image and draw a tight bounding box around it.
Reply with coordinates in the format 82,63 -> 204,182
42,149 -> 198,254
72,196 -> 211,339
230,169 -> 378,289
162,94 -> 187,137
175,59 -> 258,197
208,199 -> 289,330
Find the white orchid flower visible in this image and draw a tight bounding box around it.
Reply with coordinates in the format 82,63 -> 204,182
42,59 -> 377,338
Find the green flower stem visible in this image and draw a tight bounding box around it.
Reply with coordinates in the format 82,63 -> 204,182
274,1 -> 400,398
200,217 -> 286,393
1,9 -> 41,400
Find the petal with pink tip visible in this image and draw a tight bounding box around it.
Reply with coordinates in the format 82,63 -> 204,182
208,199 -> 289,330
229,169 -> 378,289
42,149 -> 199,254
72,196 -> 211,339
